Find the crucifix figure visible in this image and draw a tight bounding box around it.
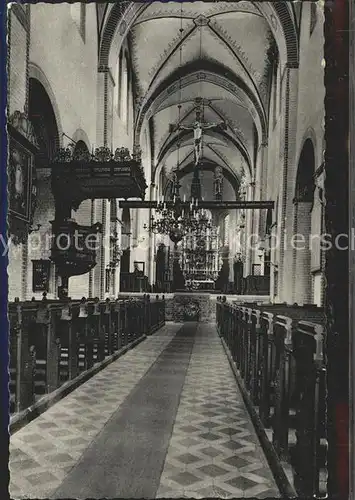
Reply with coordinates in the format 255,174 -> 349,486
169,98 -> 227,166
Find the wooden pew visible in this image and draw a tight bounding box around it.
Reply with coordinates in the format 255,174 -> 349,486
215,297 -> 326,498
8,294 -> 167,417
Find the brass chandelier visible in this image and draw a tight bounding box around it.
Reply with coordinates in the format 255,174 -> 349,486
144,5 -> 215,243
144,170 -> 213,243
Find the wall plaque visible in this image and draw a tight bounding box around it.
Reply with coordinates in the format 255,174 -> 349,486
32,259 -> 50,292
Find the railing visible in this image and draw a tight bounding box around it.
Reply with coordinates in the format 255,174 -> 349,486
216,298 -> 326,498
9,295 -> 165,415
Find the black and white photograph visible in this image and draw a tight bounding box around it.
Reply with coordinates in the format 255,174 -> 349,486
3,1 -> 350,499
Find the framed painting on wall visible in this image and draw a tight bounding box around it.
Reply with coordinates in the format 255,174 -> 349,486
8,137 -> 33,222
7,111 -> 39,244
134,261 -> 145,275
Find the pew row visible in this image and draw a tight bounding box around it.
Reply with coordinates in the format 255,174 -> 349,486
216,298 -> 326,499
8,295 -> 166,417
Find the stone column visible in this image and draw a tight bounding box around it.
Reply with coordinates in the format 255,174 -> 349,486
114,208 -> 122,295
257,142 -> 269,240
8,5 -> 31,300
147,182 -> 156,286
88,200 -> 95,297
244,185 -> 254,276
95,66 -> 115,299
8,5 -> 30,117
253,143 -> 263,239
292,201 -> 312,305
314,168 -> 326,307
228,211 -> 236,286
92,191 -> 103,293
277,67 -> 299,303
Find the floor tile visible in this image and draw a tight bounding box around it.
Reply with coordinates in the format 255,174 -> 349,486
170,471 -> 201,486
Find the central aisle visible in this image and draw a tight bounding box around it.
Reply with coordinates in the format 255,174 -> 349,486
10,322 -> 279,499
156,323 -> 279,498
53,323 -> 197,499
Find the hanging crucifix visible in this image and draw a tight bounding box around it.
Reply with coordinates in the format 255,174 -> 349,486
169,97 -> 227,166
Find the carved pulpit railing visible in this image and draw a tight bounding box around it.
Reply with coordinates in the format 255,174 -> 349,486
50,146 -> 148,290
51,146 -> 147,211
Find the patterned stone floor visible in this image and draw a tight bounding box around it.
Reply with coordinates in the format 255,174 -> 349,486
9,322 -> 280,499
9,324 -> 180,499
156,324 -> 280,499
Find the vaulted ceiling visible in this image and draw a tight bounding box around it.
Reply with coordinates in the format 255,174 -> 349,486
99,1 -> 299,199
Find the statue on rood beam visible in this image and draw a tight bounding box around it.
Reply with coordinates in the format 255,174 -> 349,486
214,165 -> 224,201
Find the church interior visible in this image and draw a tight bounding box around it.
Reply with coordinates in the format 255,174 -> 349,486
4,2 -> 350,499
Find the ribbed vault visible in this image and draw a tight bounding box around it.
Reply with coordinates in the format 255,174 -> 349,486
98,1 -> 299,197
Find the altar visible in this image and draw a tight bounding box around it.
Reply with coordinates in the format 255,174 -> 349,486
164,292 -> 271,323
164,293 -> 216,322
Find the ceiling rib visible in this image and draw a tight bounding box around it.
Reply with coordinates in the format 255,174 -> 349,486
205,144 -> 232,170
156,126 -> 252,177
155,101 -> 250,168
141,18 -> 264,118
145,24 -> 197,95
131,5 -> 265,27
207,23 -> 264,107
135,61 -> 267,146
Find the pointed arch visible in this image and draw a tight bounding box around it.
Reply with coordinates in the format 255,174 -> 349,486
28,62 -> 63,146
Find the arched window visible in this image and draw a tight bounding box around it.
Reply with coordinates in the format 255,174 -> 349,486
110,199 -> 118,238
310,3 -> 317,36
121,207 -> 131,235
265,209 -> 273,235
120,52 -> 128,125
224,214 -> 230,246
80,4 -> 86,42
126,66 -> 131,134
159,169 -> 165,199
144,128 -> 148,155
279,67 -> 283,116
106,199 -> 119,295
295,139 -> 316,202
70,3 -> 86,42
272,57 -> 279,128
132,209 -> 139,243
28,78 -> 59,166
114,52 -> 122,115
120,208 -> 131,274
72,139 -> 89,159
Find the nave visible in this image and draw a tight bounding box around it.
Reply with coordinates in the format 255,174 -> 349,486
4,1 -> 349,499
9,323 -> 280,499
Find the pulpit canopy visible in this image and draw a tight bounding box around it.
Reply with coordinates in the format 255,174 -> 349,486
51,146 -> 147,210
